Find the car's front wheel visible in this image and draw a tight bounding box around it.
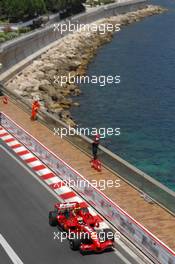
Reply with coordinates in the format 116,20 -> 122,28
102,228 -> 114,242
49,211 -> 57,226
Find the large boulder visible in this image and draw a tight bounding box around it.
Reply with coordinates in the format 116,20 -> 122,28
33,71 -> 45,80
60,89 -> 71,97
68,60 -> 81,71
60,98 -> 73,107
42,63 -> 56,72
64,118 -> 76,127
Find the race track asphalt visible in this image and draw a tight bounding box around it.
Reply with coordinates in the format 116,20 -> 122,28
0,141 -> 138,264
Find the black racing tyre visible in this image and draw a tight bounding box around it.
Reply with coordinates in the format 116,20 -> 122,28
49,211 -> 57,226
69,236 -> 82,251
101,229 -> 114,242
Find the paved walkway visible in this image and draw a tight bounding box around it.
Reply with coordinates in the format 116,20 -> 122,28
0,99 -> 175,251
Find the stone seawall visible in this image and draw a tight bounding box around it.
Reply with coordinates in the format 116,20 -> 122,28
0,0 -> 147,74
5,5 -> 166,127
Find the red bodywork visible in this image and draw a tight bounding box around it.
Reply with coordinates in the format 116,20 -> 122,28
51,202 -> 114,253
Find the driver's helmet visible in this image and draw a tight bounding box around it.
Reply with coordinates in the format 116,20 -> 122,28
74,205 -> 81,214
77,217 -> 83,225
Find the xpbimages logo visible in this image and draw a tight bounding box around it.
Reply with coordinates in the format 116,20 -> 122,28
54,126 -> 121,139
53,230 -> 121,243
53,177 -> 121,191
53,21 -> 120,35
54,74 -> 121,87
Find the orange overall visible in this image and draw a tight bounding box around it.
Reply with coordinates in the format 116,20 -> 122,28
2,96 -> 8,104
31,100 -> 40,120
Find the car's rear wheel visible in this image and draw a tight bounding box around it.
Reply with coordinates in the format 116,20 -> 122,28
102,228 -> 114,242
49,211 -> 57,226
69,236 -> 82,250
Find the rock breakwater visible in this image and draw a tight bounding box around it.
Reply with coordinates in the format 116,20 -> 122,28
6,5 -> 166,126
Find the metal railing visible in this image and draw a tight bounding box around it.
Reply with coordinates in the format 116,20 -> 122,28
1,111 -> 175,264
0,83 -> 175,215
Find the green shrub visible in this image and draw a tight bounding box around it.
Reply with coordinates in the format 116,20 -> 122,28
27,0 -> 47,18
101,0 -> 115,4
1,0 -> 46,22
18,27 -> 31,34
5,31 -> 19,40
0,28 -> 30,43
0,19 -> 9,24
45,0 -> 60,12
0,32 -> 6,38
0,37 -> 6,43
1,0 -> 86,22
87,0 -> 114,5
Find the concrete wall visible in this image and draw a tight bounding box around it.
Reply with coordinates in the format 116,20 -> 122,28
0,0 -> 147,75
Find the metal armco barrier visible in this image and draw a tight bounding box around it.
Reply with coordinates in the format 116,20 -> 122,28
1,83 -> 175,215
0,112 -> 175,264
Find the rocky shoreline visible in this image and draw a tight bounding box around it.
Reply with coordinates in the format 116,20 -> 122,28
6,5 -> 166,127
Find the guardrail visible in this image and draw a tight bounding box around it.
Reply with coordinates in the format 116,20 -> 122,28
1,83 -> 175,216
0,112 -> 175,264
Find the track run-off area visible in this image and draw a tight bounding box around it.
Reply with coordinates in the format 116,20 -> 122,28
0,137 -> 143,264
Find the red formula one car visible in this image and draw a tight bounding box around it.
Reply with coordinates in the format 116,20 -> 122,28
49,202 -> 114,254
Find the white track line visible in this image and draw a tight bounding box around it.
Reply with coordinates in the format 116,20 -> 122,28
0,129 -> 6,134
54,186 -> 72,195
13,146 -> 26,153
7,140 -> 20,147
0,145 -> 62,202
20,153 -> 34,160
0,145 -> 142,264
28,160 -> 43,168
45,177 -> 61,185
0,234 -> 24,264
1,135 -> 12,141
114,248 -> 132,264
64,196 -> 83,203
37,168 -> 51,176
116,239 -> 144,263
